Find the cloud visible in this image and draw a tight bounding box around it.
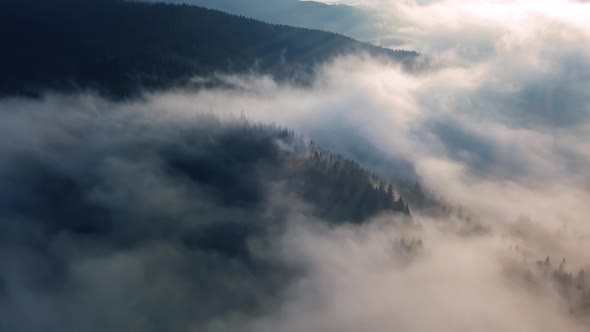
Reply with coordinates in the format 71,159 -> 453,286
0,96 -> 309,331
240,220 -> 587,332
2,0 -> 590,331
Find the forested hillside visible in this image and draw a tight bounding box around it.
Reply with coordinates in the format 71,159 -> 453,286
1,116 -> 410,240
0,109 -> 411,329
0,0 -> 417,97
139,0 -> 382,42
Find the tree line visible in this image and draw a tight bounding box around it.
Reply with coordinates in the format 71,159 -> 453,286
0,0 -> 417,98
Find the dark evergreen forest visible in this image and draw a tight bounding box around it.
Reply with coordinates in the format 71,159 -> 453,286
0,0 -> 417,97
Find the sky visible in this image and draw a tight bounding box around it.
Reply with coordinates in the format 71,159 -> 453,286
313,0 -> 590,49
2,0 -> 590,331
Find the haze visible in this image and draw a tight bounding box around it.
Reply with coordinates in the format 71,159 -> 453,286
0,1 -> 589,331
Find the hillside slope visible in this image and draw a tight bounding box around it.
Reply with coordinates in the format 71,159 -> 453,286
0,0 -> 417,97
0,99 -> 412,330
139,0 -> 384,42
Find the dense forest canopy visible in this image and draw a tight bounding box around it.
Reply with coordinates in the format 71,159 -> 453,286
0,106 -> 412,330
137,0 -> 384,42
0,0 -> 417,97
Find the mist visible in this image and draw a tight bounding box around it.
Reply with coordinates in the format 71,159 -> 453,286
2,0 -> 590,331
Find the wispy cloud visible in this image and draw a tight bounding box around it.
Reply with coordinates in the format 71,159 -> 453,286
2,1 -> 590,330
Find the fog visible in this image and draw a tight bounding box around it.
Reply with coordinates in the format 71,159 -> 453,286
2,0 -> 590,331
240,219 -> 587,332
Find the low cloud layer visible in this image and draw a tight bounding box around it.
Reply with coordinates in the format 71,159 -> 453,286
242,220 -> 589,332
2,1 -> 590,331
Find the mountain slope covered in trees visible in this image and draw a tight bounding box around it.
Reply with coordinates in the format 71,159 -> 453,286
138,0 -> 384,43
0,107 -> 411,329
0,0 -> 417,98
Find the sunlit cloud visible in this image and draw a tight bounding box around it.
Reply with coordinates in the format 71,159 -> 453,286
2,0 -> 590,330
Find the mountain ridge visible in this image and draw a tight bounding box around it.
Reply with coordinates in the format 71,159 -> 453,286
136,0 -> 384,43
0,0 -> 418,98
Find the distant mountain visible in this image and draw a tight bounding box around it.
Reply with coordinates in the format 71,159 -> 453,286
0,0 -> 417,98
137,0 -> 386,43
